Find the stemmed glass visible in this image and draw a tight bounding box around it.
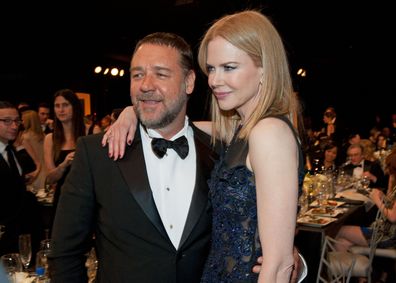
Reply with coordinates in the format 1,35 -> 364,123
0,225 -> 5,239
18,234 -> 32,271
1,253 -> 22,282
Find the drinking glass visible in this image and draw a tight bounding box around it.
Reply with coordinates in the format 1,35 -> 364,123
361,176 -> 370,190
18,234 -> 32,271
1,253 -> 22,282
40,239 -> 52,252
0,225 -> 5,239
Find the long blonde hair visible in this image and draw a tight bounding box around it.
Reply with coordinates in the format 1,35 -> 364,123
198,10 -> 299,144
22,110 -> 45,142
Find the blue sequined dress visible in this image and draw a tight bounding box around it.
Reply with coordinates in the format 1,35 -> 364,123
201,117 -> 304,283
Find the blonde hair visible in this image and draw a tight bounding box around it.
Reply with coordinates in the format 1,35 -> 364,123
198,10 -> 299,144
22,110 -> 45,142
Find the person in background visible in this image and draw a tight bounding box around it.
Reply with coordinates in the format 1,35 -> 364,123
43,89 -> 85,224
343,143 -> 386,189
335,147 -> 396,283
104,10 -> 305,282
84,114 -> 101,135
0,101 -> 41,257
319,141 -> 340,177
100,114 -> 112,132
20,110 -> 47,192
110,108 -> 124,124
38,102 -> 54,134
17,102 -> 31,113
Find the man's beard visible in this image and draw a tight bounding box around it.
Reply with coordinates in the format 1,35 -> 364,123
134,93 -> 187,129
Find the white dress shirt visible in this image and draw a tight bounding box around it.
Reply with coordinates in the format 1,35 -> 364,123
352,160 -> 364,179
140,117 -> 196,249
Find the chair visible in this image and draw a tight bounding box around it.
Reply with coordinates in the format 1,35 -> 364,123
316,235 -> 364,283
349,208 -> 396,283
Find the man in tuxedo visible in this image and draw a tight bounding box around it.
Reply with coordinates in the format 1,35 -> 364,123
0,101 -> 41,256
38,102 -> 53,134
48,33 -> 215,283
343,143 -> 386,188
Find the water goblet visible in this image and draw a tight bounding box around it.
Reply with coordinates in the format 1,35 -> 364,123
18,234 -> 32,271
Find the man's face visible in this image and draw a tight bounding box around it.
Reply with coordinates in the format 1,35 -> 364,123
348,147 -> 364,165
0,108 -> 20,144
38,107 -> 50,124
129,43 -> 195,129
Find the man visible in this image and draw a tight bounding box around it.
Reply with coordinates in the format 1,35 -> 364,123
343,143 -> 386,188
48,33 -> 215,283
0,101 -> 41,256
38,102 -> 53,134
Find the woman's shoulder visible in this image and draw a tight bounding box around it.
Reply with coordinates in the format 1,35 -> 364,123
251,117 -> 293,138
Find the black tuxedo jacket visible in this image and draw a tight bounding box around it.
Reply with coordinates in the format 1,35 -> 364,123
343,160 -> 386,188
0,148 -> 41,256
49,125 -> 216,283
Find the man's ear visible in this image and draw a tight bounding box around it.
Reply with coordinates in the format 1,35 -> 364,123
185,70 -> 196,95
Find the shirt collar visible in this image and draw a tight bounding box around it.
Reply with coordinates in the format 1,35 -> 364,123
0,140 -> 7,154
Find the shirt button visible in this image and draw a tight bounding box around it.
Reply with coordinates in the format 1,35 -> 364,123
166,187 -> 170,191
170,224 -> 173,229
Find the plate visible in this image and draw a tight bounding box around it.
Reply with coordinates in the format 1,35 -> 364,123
305,207 -> 344,218
310,199 -> 345,207
297,216 -> 337,227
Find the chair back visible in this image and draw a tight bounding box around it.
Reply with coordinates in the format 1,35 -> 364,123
316,235 -> 357,283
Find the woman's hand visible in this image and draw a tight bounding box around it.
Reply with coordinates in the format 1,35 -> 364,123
62,151 -> 75,168
101,106 -> 137,160
369,188 -> 384,204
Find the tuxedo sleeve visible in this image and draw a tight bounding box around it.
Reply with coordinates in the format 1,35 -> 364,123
48,137 -> 96,283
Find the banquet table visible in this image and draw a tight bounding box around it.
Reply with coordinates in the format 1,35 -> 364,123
295,200 -> 376,282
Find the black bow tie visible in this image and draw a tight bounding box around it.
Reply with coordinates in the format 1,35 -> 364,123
151,136 -> 189,159
352,164 -> 362,169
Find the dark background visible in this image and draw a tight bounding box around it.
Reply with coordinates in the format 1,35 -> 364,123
1,0 -> 395,135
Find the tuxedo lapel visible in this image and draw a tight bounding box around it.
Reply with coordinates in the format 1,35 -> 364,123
179,124 -> 214,248
117,128 -> 168,237
0,154 -> 10,172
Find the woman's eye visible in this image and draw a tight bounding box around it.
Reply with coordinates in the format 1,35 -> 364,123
206,66 -> 215,73
224,65 -> 236,71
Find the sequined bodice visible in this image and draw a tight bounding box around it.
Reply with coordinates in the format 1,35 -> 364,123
201,136 -> 260,283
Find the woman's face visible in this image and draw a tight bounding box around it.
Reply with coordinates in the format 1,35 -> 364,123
206,36 -> 263,120
54,95 -> 73,123
324,146 -> 337,163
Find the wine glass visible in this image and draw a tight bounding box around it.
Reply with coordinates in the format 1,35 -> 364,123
1,253 -> 22,282
0,225 -> 5,240
361,175 -> 370,190
18,234 -> 32,271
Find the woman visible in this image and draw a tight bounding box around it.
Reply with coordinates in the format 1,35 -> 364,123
20,110 -> 47,192
104,11 -> 304,282
318,141 -> 339,177
43,89 -> 85,213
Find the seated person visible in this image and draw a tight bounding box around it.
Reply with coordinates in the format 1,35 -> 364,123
335,148 -> 396,282
318,141 -> 340,177
343,143 -> 386,189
